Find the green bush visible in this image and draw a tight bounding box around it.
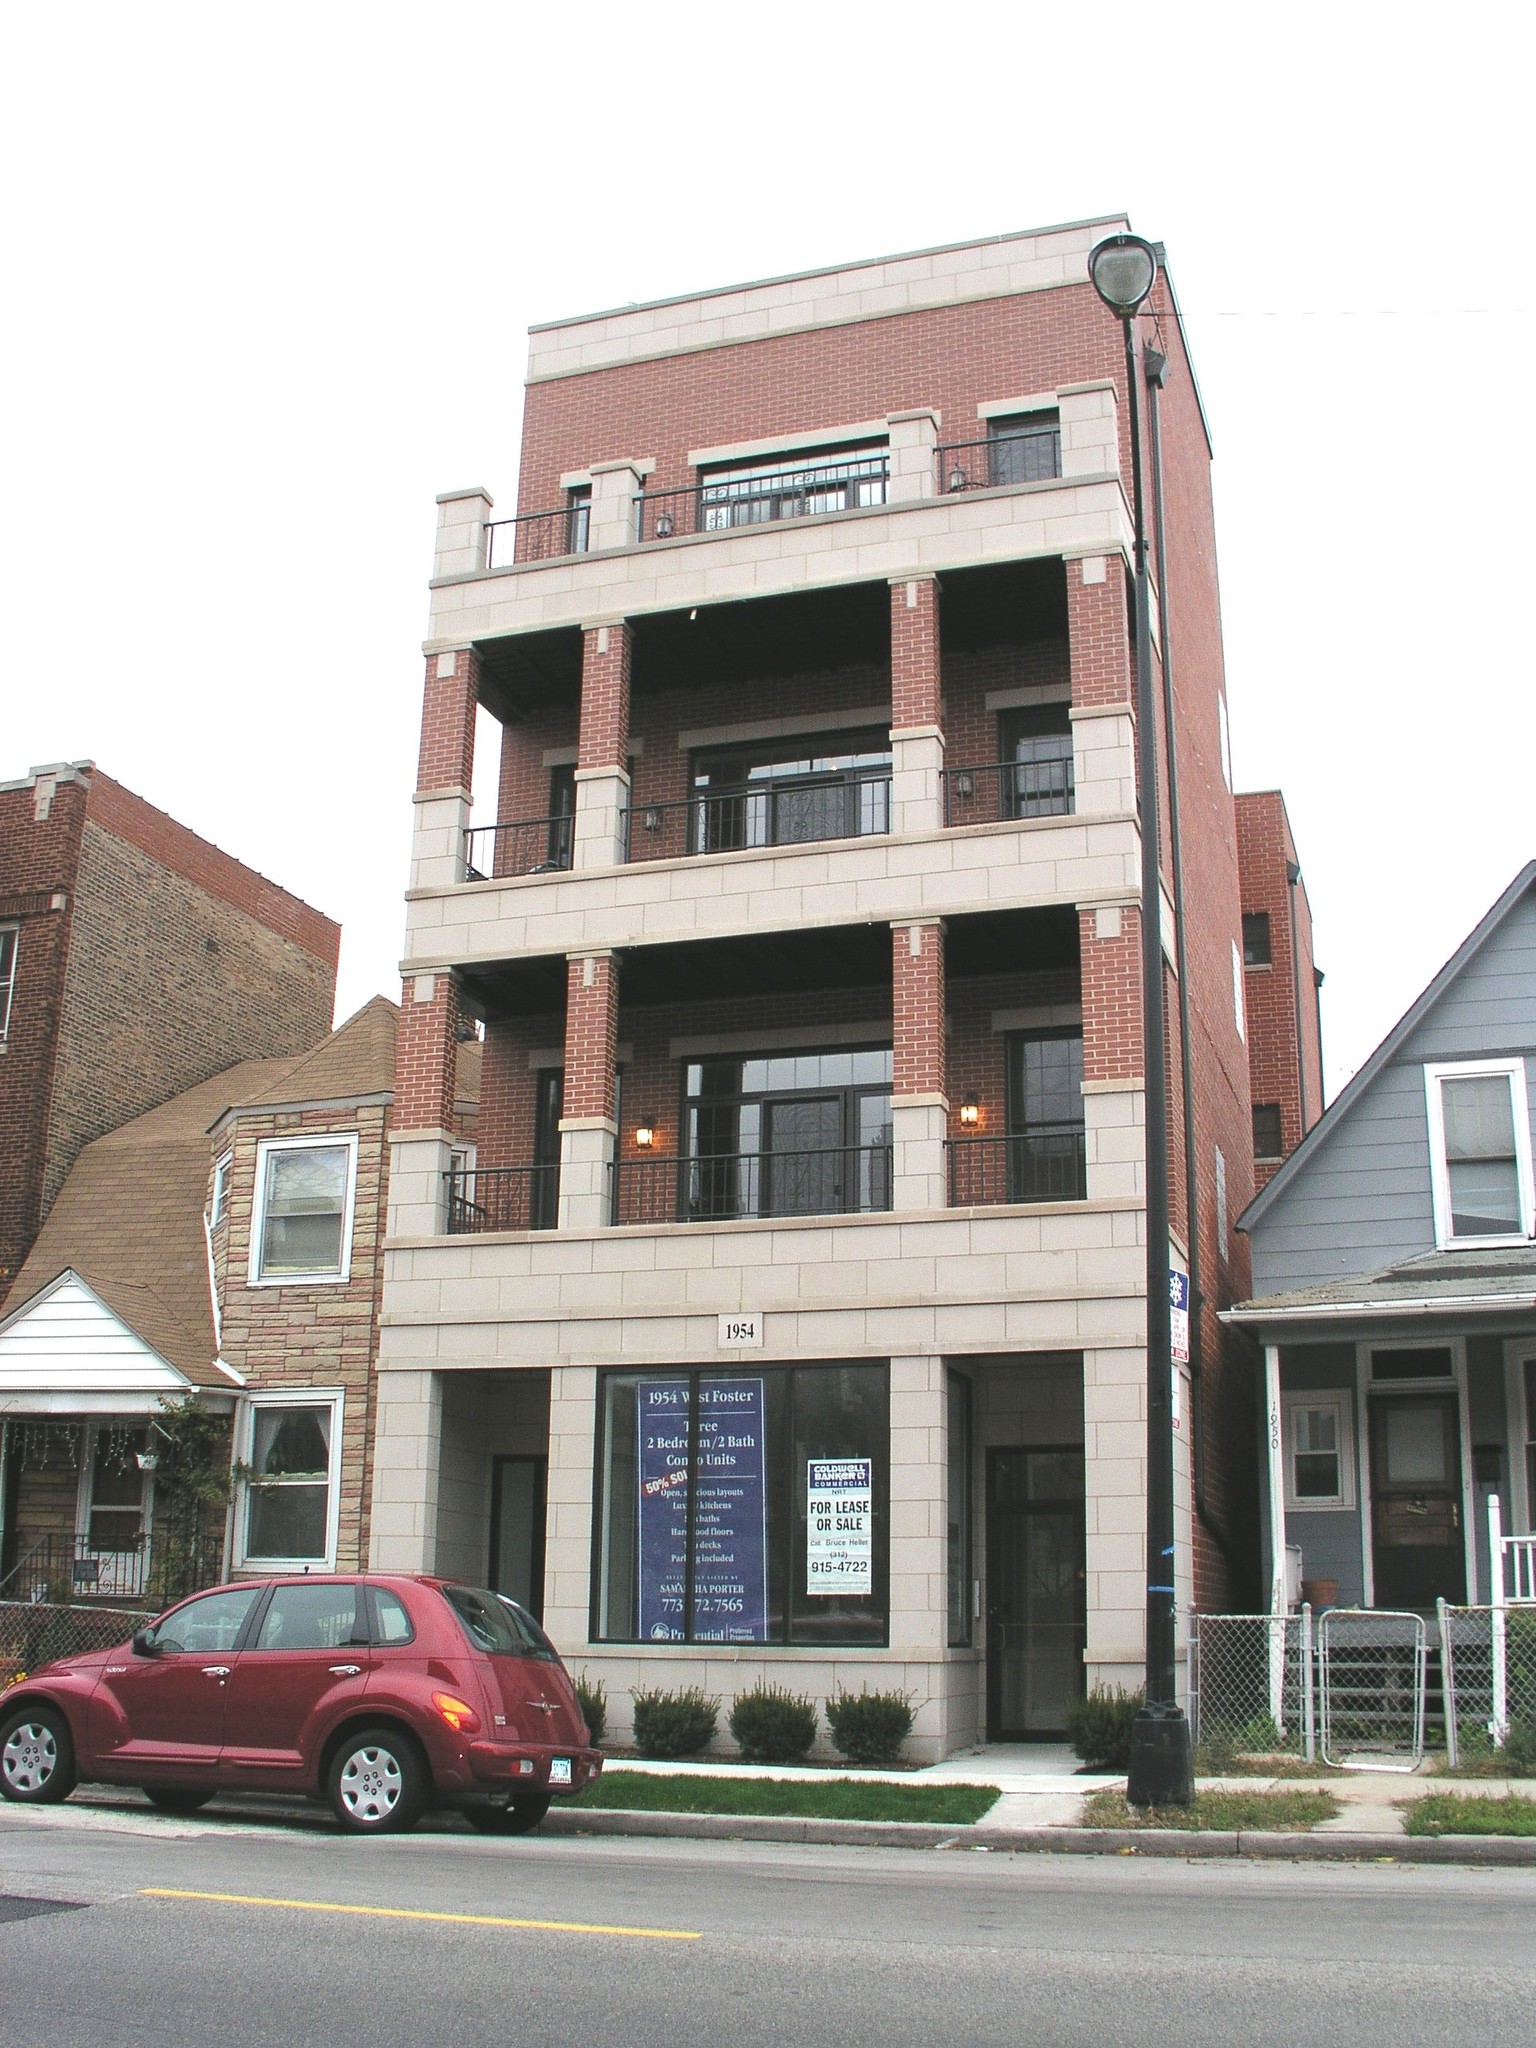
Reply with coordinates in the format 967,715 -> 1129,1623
825,1688 -> 916,1767
1503,1717 -> 1536,1778
728,1685 -> 818,1764
574,1674 -> 607,1747
1064,1685 -> 1144,1771
631,1685 -> 719,1759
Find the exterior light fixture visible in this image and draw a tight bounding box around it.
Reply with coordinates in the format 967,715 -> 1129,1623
948,466 -> 968,494
958,1098 -> 980,1128
1087,232 -> 1159,318
135,1451 -> 160,1473
634,1123 -> 655,1150
644,808 -> 662,833
955,772 -> 974,800
654,510 -> 675,539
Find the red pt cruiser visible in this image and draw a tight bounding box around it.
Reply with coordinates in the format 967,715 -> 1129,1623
0,1574 -> 601,1834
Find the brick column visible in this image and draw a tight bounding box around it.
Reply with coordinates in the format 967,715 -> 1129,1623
889,576 -> 944,837
572,621 -> 631,869
410,646 -> 479,892
1079,901 -> 1146,1203
891,919 -> 947,1211
387,969 -> 462,1238
558,951 -> 619,1229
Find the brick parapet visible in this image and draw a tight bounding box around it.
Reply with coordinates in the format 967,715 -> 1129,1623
577,625 -> 632,774
393,973 -> 461,1133
416,648 -> 479,796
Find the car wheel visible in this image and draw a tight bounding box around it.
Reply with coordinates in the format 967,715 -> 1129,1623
327,1727 -> 425,1835
464,1794 -> 552,1836
0,1707 -> 78,1805
142,1786 -> 216,1814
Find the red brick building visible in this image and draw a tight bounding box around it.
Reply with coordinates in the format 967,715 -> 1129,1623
1236,790 -> 1324,1190
372,221 -> 1314,1757
0,762 -> 340,1308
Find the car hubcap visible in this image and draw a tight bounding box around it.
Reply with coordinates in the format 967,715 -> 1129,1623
3,1723 -> 58,1794
339,1745 -> 402,1823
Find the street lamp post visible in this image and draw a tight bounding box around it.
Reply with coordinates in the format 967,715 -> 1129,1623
1087,231 -> 1193,1806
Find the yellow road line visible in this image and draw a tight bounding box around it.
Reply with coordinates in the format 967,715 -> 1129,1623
141,1887 -> 700,1942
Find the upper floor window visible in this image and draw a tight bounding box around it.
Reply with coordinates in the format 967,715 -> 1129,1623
1424,1059 -> 1534,1246
1252,1103 -> 1284,1161
566,486 -> 591,555
682,1046 -> 892,1221
698,444 -> 888,532
249,1133 -> 359,1285
0,926 -> 17,1040
689,731 -> 892,852
210,1151 -> 233,1228
998,705 -> 1073,819
1005,1029 -> 1086,1201
1242,911 -> 1272,966
987,410 -> 1061,486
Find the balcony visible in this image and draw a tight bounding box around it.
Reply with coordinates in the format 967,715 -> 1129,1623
625,768 -> 892,865
612,1142 -> 893,1226
447,1164 -> 559,1235
947,1129 -> 1087,1207
0,1529 -> 226,1607
484,501 -> 591,568
943,756 -> 1074,826
463,815 -> 573,884
635,449 -> 890,544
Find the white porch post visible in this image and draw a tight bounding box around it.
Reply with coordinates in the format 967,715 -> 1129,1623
1265,1344 -> 1287,1613
1489,1492 -> 1508,1744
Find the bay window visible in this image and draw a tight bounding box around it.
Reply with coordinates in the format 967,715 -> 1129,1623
236,1393 -> 343,1569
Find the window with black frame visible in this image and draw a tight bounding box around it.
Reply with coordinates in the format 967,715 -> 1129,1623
683,1047 -> 892,1222
546,765 -> 576,870
566,486 -> 591,555
988,410 -> 1061,487
698,444 -> 888,531
592,1362 -> 888,1646
1006,1029 -> 1086,1201
998,705 -> 1073,819
690,731 -> 892,853
531,1069 -> 564,1230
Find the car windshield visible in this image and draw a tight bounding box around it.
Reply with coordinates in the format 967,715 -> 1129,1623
441,1584 -> 557,1661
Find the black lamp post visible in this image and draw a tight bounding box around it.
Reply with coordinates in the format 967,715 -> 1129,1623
1087,231 -> 1193,1806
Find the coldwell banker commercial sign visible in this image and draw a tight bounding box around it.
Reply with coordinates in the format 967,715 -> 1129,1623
636,1378 -> 768,1641
806,1458 -> 873,1596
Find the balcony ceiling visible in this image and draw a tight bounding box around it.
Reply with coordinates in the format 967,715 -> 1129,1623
462,906 -> 1078,1023
939,558 -> 1068,653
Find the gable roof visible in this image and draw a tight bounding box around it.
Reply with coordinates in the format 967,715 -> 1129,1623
0,1269 -> 210,1397
1238,861 -> 1536,1235
221,995 -> 400,1114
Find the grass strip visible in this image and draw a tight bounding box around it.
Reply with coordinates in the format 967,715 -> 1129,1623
568,1770 -> 998,1826
1403,1793 -> 1536,1838
1081,1787 -> 1340,1832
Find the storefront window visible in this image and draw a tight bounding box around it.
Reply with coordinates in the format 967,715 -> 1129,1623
947,1372 -> 971,1647
593,1362 -> 888,1646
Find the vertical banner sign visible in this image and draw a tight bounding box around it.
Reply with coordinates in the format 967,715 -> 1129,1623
636,1379 -> 690,1640
636,1378 -> 768,1642
806,1458 -> 873,1597
692,1379 -> 768,1642
1169,1267 -> 1191,1367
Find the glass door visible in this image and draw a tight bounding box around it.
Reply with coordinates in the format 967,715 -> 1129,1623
79,1426 -> 150,1597
488,1456 -> 547,1620
1369,1394 -> 1465,1608
986,1448 -> 1085,1738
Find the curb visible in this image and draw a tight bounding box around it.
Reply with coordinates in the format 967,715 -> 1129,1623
543,1807 -> 1536,1865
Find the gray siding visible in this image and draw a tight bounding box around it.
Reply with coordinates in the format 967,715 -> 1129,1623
1251,890 -> 1536,1294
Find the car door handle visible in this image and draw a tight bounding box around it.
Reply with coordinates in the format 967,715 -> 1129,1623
329,1665 -> 363,1677
202,1666 -> 231,1679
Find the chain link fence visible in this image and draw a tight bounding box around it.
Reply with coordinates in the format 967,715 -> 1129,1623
0,1598 -> 153,1693
1437,1602 -> 1536,1770
1189,1610 -> 1316,1765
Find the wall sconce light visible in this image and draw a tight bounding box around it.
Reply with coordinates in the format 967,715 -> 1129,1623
948,466 -> 967,494
955,773 -> 974,800
654,511 -> 675,539
958,1098 -> 981,1128
634,1123 -> 656,1150
643,807 -> 662,833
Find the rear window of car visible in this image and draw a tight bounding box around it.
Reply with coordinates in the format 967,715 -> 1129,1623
441,1584 -> 557,1661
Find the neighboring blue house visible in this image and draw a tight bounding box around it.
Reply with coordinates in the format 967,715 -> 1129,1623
1228,863 -> 1536,1616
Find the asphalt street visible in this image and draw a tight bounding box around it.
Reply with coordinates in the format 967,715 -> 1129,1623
1,1794 -> 1532,2047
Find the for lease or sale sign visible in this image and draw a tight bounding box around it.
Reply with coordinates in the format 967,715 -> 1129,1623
806,1457 -> 873,1597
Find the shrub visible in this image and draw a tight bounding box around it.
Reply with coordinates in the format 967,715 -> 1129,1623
825,1688 -> 916,1767
728,1685 -> 818,1764
631,1685 -> 719,1758
574,1674 -> 607,1747
1064,1685 -> 1144,1771
1503,1717 -> 1536,1778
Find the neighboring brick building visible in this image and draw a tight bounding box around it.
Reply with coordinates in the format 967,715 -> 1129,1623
0,1001 -> 478,1600
1236,791 -> 1324,1190
0,761 -> 341,1308
373,220 -> 1314,1758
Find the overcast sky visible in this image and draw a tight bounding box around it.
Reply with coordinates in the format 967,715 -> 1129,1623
4,4 -> 1529,1098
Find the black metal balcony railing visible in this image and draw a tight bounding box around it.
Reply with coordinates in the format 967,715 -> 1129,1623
463,815 -> 574,882
947,1130 -> 1087,1206
612,1144 -> 893,1227
944,757 -> 1074,825
0,1530 -> 226,1607
635,454 -> 890,543
446,1165 -> 560,1234
484,504 -> 591,569
937,429 -> 1062,494
626,772 -> 892,863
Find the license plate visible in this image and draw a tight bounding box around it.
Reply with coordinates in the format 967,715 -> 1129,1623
549,1757 -> 572,1786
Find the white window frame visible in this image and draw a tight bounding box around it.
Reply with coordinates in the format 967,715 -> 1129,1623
0,925 -> 17,1041
248,1132 -> 359,1286
1282,1393 -> 1356,1511
233,1390 -> 344,1572
210,1150 -> 233,1229
1231,940 -> 1246,1043
1423,1058 -> 1534,1250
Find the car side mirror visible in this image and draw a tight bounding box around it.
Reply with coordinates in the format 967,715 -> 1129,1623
131,1628 -> 160,1658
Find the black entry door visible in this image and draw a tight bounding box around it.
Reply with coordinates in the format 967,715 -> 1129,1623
762,1096 -> 842,1216
488,1456 -> 547,1620
1369,1395 -> 1465,1609
986,1449 -> 1086,1738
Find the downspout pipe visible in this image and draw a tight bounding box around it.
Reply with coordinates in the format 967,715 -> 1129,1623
1286,859 -> 1309,1135
1144,346 -> 1243,1585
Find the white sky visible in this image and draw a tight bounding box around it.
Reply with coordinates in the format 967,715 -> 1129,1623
3,3 -> 1529,1099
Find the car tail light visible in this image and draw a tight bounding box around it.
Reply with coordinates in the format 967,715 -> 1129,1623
432,1691 -> 482,1735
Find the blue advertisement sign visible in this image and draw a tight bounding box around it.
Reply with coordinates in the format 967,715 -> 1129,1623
636,1377 -> 768,1643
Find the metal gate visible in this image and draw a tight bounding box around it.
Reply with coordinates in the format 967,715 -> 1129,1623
1318,1607 -> 1426,1771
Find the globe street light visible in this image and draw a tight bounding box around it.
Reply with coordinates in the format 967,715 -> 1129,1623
1087,230 -> 1193,1807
